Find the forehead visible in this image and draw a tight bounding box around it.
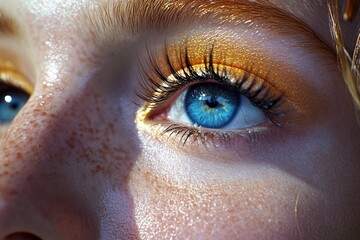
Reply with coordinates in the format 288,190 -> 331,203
0,0 -> 357,56
0,0 -> 329,34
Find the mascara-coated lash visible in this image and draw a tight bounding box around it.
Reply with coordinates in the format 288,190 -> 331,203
137,44 -> 286,124
135,42 -> 297,146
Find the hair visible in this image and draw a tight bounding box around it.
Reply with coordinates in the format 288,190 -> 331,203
327,0 -> 360,125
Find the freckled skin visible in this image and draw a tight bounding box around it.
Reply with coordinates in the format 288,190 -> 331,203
0,0 -> 359,239
0,81 -> 140,238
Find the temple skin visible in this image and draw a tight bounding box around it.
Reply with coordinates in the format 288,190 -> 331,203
0,0 -> 359,239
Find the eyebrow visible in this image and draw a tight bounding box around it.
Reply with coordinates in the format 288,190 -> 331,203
80,0 -> 333,55
0,10 -> 18,36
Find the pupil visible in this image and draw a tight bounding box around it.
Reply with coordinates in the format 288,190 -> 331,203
10,102 -> 19,110
206,96 -> 219,108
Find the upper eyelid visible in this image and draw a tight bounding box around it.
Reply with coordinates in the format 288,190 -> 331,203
140,62 -> 284,109
0,37 -> 36,88
0,62 -> 33,94
137,42 -> 286,107
0,73 -> 32,94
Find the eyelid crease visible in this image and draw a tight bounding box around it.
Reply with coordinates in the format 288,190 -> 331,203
0,62 -> 33,94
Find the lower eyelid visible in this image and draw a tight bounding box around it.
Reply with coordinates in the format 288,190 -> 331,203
136,115 -> 276,155
136,95 -> 295,153
137,96 -> 281,149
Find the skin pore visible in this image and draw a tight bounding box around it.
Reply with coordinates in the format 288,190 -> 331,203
0,0 -> 359,239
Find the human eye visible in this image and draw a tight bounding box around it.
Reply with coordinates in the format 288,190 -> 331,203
0,62 -> 31,125
169,81 -> 267,130
136,41 -> 295,147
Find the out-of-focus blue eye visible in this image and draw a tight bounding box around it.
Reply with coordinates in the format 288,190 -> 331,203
185,83 -> 239,128
0,88 -> 29,123
169,82 -> 267,129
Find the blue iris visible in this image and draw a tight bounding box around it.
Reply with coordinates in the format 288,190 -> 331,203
185,83 -> 240,128
0,88 -> 29,123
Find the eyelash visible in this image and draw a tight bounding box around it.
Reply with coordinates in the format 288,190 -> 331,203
137,44 -> 287,145
0,67 -> 33,94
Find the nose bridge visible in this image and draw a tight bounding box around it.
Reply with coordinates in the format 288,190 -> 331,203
0,91 -> 68,187
0,81 -> 140,239
1,79 -> 140,179
0,89 -> 100,239
0,88 -> 79,181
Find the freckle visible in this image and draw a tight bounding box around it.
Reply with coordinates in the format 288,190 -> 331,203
83,152 -> 91,162
65,139 -> 75,149
87,127 -> 94,135
101,142 -> 109,151
91,165 -> 103,174
33,109 -> 47,116
108,123 -> 115,131
16,152 -> 23,159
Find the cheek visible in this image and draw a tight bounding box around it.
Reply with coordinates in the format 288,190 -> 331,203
129,154 -> 326,239
129,118 -> 360,240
